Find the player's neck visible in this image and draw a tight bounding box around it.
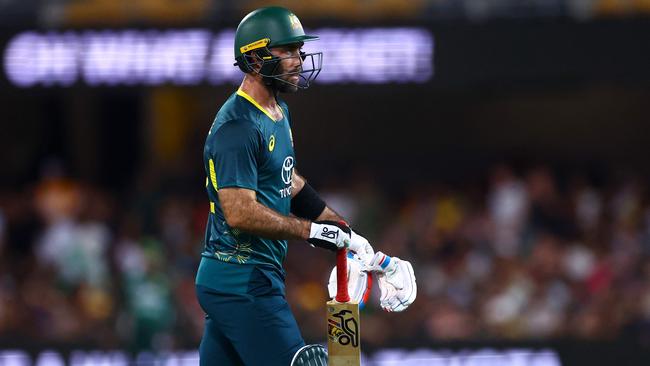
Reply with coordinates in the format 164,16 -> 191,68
239,76 -> 278,110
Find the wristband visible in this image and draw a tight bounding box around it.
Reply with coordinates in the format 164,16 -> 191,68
291,182 -> 326,220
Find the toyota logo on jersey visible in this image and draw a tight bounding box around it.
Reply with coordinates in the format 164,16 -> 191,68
282,156 -> 294,185
279,156 -> 295,198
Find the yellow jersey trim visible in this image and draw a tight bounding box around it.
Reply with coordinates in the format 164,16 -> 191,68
210,202 -> 216,214
209,158 -> 218,191
236,89 -> 283,122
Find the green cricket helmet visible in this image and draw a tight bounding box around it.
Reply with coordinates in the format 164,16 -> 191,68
234,6 -> 322,90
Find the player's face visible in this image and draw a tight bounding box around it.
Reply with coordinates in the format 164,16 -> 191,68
270,44 -> 303,93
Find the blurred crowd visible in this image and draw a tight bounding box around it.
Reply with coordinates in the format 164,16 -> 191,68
1,163 -> 650,350
1,0 -> 650,27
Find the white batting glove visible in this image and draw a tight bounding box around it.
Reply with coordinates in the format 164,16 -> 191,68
307,221 -> 351,251
369,252 -> 417,312
348,230 -> 375,266
327,252 -> 373,308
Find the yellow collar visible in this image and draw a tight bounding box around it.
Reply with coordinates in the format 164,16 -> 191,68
236,89 -> 283,122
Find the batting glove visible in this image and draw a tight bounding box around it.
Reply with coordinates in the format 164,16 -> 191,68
369,252 -> 417,312
348,230 -> 375,266
307,221 -> 351,251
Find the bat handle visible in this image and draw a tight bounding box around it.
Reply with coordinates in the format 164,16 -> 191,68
335,248 -> 350,303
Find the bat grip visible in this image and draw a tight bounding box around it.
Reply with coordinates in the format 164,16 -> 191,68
335,248 -> 350,303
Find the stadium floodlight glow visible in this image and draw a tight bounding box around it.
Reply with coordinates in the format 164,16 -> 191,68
3,28 -> 434,88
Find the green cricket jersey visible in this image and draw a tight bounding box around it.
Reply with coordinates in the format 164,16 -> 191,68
196,89 -> 296,292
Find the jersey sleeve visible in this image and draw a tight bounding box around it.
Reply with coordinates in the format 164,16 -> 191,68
209,119 -> 263,191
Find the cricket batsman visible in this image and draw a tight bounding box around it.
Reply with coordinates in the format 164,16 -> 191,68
195,6 -> 416,365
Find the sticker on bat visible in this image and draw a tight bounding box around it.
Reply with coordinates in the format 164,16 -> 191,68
328,309 -> 359,348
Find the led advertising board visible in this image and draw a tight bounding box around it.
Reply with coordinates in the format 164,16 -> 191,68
3,28 -> 433,87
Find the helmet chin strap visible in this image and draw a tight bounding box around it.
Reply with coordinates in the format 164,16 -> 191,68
261,67 -> 287,94
251,49 -> 289,91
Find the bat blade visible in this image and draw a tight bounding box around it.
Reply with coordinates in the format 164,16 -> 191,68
327,249 -> 361,366
327,300 -> 361,365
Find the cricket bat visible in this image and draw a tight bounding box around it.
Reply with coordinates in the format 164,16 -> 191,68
327,248 -> 361,366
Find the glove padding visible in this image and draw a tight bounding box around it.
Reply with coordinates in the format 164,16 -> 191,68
307,221 -> 351,251
327,252 -> 373,309
369,252 -> 417,312
348,230 -> 375,265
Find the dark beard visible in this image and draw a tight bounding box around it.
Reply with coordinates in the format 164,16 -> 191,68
272,76 -> 299,93
271,62 -> 300,93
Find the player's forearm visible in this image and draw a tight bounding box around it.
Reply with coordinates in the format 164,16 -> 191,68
316,206 -> 345,222
291,171 -> 306,196
227,200 -> 311,240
